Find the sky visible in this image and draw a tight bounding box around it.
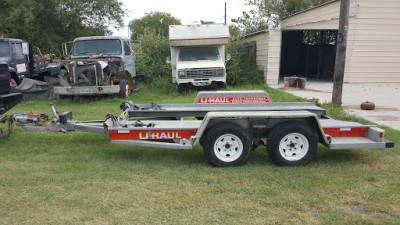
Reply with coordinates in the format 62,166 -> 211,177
112,0 -> 249,36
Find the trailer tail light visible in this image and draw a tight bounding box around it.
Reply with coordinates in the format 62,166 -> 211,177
323,127 -> 368,138
379,132 -> 383,138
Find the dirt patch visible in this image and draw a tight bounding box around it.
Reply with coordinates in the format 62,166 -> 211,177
278,87 -> 330,93
347,204 -> 369,215
362,163 -> 389,171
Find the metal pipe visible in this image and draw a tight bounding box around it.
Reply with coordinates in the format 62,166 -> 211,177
50,104 -> 59,121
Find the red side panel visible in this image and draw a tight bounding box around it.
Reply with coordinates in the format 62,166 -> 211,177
108,129 -> 197,140
197,97 -> 270,104
323,127 -> 368,138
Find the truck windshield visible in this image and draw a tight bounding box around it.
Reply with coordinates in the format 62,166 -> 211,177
179,47 -> 220,61
0,42 -> 11,57
72,39 -> 122,56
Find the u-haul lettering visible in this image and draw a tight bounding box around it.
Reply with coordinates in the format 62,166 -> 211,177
139,132 -> 182,139
108,129 -> 196,140
199,97 -> 229,103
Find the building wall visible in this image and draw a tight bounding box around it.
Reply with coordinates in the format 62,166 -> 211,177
245,30 -> 281,85
345,0 -> 400,82
266,30 -> 281,85
245,31 -> 270,82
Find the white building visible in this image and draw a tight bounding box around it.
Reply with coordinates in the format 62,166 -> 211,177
245,0 -> 400,85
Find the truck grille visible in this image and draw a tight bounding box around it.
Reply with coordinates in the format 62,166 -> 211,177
180,69 -> 217,79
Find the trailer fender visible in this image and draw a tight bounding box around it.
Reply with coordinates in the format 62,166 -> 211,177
192,111 -> 330,146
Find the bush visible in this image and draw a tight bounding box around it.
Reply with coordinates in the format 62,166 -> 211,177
134,29 -> 172,84
225,36 -> 265,86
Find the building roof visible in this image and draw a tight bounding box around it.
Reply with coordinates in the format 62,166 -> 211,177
282,0 -> 339,20
244,30 -> 269,38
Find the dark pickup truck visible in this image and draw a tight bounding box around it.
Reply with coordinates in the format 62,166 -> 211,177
0,63 -> 22,115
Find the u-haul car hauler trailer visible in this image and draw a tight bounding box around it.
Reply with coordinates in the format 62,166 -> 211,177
10,91 -> 394,167
169,24 -> 229,93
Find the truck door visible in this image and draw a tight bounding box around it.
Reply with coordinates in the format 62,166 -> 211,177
11,42 -> 29,78
122,40 -> 136,77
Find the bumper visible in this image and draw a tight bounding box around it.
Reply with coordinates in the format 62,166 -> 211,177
177,77 -> 226,87
54,85 -> 121,96
0,93 -> 23,115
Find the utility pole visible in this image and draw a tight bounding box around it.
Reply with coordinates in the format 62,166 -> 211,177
225,1 -> 227,24
332,0 -> 350,105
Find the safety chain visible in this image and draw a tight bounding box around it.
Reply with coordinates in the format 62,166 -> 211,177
0,115 -> 14,139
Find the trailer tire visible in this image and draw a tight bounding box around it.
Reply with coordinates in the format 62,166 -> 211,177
119,79 -> 130,98
203,123 -> 251,167
267,123 -> 317,166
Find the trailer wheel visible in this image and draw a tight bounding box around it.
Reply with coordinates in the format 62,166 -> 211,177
203,123 -> 251,167
267,123 -> 317,166
119,79 -> 130,98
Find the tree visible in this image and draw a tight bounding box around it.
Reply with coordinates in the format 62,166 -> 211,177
130,12 -> 181,40
233,0 -> 332,35
0,0 -> 126,53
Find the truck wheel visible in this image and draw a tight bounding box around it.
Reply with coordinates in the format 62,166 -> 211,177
176,84 -> 185,94
266,123 -> 317,166
218,82 -> 227,90
119,80 -> 130,98
203,123 -> 252,167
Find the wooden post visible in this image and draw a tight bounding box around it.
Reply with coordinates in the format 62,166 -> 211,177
332,0 -> 350,105
225,2 -> 227,24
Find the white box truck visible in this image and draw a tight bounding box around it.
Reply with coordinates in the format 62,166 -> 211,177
169,24 -> 229,93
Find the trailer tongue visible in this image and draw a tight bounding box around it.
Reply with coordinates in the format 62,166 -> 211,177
11,91 -> 394,167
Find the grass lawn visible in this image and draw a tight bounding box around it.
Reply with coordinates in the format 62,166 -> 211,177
1,84 -> 399,224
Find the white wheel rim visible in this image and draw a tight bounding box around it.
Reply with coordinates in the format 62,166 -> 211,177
279,133 -> 309,161
214,134 -> 243,162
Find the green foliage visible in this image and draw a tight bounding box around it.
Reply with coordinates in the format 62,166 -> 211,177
134,30 -> 174,92
225,36 -> 265,86
130,11 -> 181,40
0,0 -> 126,54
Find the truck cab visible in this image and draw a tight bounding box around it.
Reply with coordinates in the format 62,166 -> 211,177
70,36 -> 136,77
0,38 -> 30,85
55,36 -> 137,97
0,38 -> 66,87
169,24 -> 229,93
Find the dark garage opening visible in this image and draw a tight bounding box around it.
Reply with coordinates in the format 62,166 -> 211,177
279,30 -> 337,82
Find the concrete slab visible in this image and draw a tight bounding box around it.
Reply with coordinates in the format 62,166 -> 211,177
270,82 -> 400,130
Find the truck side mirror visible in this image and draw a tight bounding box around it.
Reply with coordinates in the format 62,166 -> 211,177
226,53 -> 231,61
22,43 -> 29,55
165,56 -> 171,64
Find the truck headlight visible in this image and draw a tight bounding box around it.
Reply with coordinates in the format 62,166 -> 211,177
217,69 -> 225,76
178,70 -> 185,78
